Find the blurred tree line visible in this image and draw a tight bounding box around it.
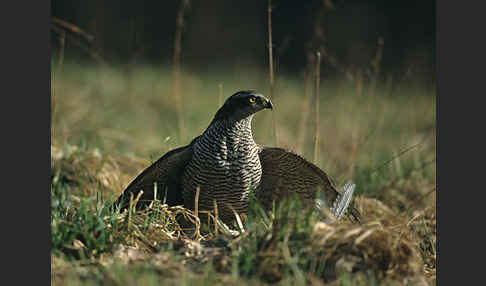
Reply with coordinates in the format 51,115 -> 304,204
51,0 -> 435,90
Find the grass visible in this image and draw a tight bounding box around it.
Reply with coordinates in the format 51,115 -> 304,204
51,62 -> 436,285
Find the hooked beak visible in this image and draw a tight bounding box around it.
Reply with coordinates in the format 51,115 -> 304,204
263,98 -> 273,110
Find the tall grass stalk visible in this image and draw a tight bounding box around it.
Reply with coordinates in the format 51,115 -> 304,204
267,0 -> 278,146
173,0 -> 190,142
313,51 -> 321,164
218,83 -> 223,108
213,200 -> 219,236
370,38 -> 384,96
58,30 -> 66,71
51,18 -> 107,66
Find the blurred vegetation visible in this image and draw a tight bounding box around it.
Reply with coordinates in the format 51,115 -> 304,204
51,63 -> 435,188
51,0 -> 435,89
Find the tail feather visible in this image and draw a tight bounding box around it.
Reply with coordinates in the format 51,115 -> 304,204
330,181 -> 356,219
315,180 -> 361,223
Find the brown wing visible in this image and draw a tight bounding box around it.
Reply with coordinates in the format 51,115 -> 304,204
114,138 -> 198,210
257,147 -> 340,211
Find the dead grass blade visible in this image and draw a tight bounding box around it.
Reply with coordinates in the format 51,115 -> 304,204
51,17 -> 95,42
313,51 -> 321,164
172,0 -> 190,141
218,84 -> 223,108
267,0 -> 278,146
226,203 -> 245,234
213,200 -> 219,236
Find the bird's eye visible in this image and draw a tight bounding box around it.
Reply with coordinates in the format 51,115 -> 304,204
249,97 -> 256,103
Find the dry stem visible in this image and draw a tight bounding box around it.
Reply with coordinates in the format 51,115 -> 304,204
213,200 -> 219,236
194,186 -> 200,219
313,51 -> 321,164
58,30 -> 66,71
218,84 -> 223,108
267,0 -> 278,146
51,17 -> 95,42
173,0 -> 190,141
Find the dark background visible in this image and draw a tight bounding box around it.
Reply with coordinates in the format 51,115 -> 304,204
51,0 -> 435,89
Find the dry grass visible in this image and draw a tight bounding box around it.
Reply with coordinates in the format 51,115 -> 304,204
51,64 -> 435,285
51,142 -> 435,285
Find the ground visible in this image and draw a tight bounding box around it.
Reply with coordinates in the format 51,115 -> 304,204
51,64 -> 436,285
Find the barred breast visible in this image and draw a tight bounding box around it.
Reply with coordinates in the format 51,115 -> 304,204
182,117 -> 262,223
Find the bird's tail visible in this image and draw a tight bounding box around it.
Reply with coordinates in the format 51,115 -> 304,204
330,181 -> 355,219
315,181 -> 361,223
331,181 -> 361,223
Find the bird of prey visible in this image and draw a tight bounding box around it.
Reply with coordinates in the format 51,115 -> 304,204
114,91 -> 360,224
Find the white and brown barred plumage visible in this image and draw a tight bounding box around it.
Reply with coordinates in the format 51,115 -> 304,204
182,116 -> 262,222
114,91 -> 360,224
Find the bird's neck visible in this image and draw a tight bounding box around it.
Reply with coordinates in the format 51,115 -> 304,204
222,116 -> 254,141
222,115 -> 253,133
200,116 -> 257,150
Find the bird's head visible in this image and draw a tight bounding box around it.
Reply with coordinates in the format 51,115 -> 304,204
213,90 -> 273,122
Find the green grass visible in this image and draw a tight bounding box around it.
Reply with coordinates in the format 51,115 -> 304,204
51,62 -> 436,285
51,181 -> 126,259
